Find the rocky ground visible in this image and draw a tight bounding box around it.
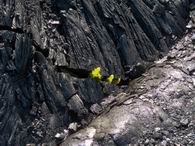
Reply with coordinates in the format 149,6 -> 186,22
56,40 -> 195,144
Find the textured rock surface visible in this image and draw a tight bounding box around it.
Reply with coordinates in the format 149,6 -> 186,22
0,0 -> 191,145
60,30 -> 195,146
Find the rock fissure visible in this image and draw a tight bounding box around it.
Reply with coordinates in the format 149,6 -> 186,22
0,25 -> 24,34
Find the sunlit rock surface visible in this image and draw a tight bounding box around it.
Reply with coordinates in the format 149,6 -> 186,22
0,0 -> 191,145
60,32 -> 195,145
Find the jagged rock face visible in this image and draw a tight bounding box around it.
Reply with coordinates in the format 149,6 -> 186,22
0,0 -> 190,145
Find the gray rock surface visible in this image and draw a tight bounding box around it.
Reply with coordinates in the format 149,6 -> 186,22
60,31 -> 195,146
0,0 -> 191,145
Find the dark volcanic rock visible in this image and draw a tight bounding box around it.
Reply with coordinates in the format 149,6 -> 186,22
0,0 -> 190,145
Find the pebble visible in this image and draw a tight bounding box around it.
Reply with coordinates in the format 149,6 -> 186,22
144,139 -> 150,144
161,140 -> 167,146
155,127 -> 161,132
55,133 -> 65,140
186,24 -> 192,29
180,118 -> 189,126
55,129 -> 69,140
68,122 -> 78,132
48,20 -> 60,25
